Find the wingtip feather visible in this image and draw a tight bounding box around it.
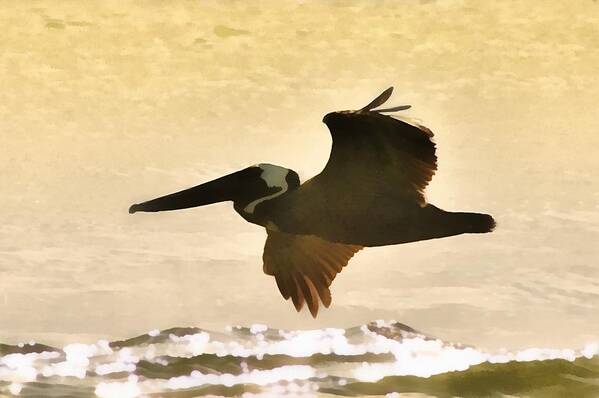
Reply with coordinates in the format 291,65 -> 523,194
360,87 -> 395,112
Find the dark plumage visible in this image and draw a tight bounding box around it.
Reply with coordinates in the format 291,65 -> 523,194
129,87 -> 495,317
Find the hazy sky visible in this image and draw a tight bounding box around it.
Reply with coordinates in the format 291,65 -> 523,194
1,0 -> 598,349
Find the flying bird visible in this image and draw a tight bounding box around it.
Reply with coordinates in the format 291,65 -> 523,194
129,87 -> 495,317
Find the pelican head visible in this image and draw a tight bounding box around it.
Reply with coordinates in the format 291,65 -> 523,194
129,164 -> 299,224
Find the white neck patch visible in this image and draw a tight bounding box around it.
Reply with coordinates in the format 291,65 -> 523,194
243,164 -> 289,214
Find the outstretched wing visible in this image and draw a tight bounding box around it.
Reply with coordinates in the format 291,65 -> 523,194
262,230 -> 362,317
319,87 -> 437,206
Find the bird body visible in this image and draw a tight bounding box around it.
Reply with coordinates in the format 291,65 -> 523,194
129,87 -> 495,317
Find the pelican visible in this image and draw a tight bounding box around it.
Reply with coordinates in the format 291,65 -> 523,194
129,87 -> 495,317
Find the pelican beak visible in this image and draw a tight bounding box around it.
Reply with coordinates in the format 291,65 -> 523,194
129,168 -> 258,214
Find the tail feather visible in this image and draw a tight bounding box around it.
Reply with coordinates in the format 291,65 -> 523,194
450,212 -> 496,234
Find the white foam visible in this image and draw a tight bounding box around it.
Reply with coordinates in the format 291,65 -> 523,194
0,351 -> 60,383
42,343 -> 99,379
168,331 -> 210,356
95,375 -> 141,398
1,353 -> 38,382
250,324 -> 268,334
166,365 -> 316,390
147,329 -> 160,337
354,337 -> 488,381
8,382 -> 23,395
95,362 -> 136,376
582,342 -> 599,359
354,327 -> 586,382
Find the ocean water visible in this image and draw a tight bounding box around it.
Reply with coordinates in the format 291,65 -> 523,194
2,321 -> 599,398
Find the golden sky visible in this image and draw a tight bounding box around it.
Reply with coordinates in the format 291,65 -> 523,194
1,0 -> 598,349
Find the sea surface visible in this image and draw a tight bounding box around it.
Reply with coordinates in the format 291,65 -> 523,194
2,321 -> 599,398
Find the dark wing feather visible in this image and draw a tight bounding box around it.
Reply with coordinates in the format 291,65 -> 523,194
374,104 -> 412,112
319,108 -> 437,206
261,90 -> 438,245
359,87 -> 394,112
262,230 -> 362,317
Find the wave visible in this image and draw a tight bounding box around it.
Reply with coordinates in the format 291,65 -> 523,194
0,321 -> 598,397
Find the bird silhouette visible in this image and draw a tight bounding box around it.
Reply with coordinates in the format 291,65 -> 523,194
129,87 -> 495,317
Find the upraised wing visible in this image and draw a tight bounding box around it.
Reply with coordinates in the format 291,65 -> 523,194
319,87 -> 437,206
263,230 -> 362,317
